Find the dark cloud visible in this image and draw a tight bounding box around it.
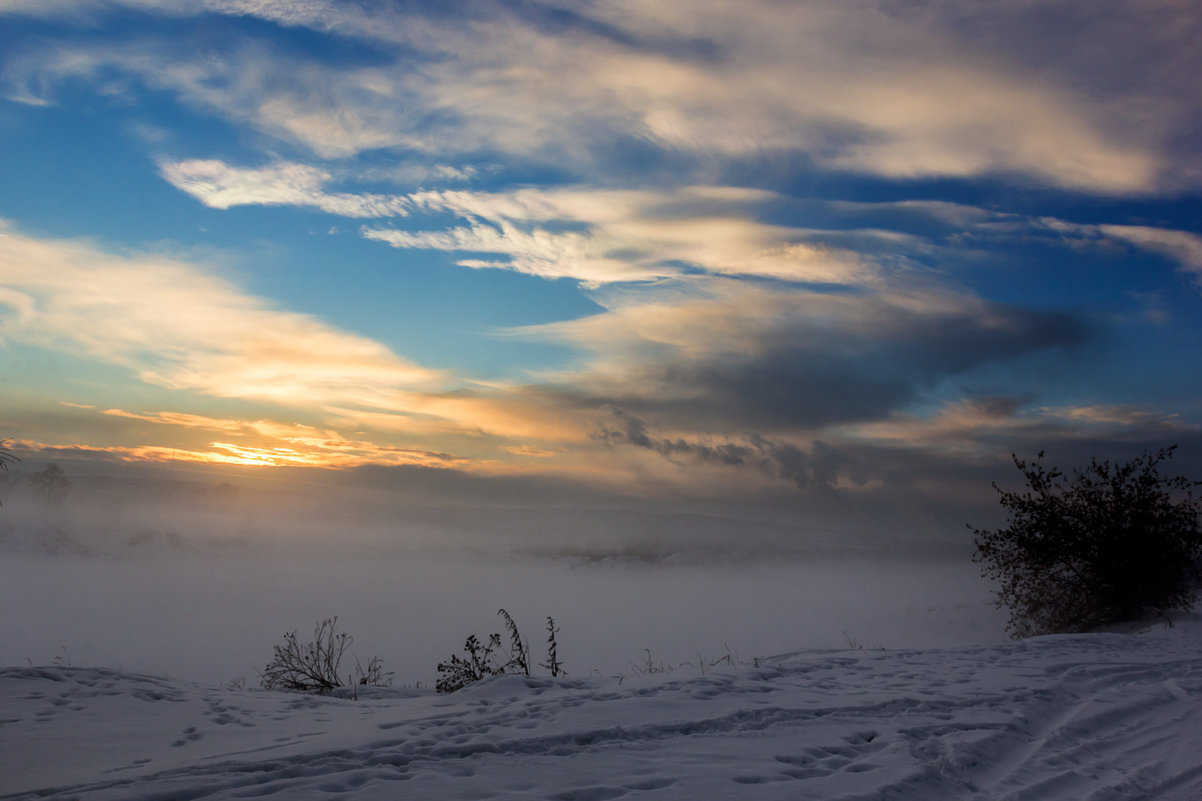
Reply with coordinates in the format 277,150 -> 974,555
586,390 -> 1202,542
927,0 -> 1201,100
593,407 -> 758,467
593,407 -> 865,491
499,0 -> 724,63
551,299 -> 1091,433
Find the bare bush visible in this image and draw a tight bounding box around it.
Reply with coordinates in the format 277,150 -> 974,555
436,633 -> 505,694
498,608 -> 530,677
353,654 -> 393,687
628,648 -> 672,676
261,617 -> 389,693
436,609 -> 539,693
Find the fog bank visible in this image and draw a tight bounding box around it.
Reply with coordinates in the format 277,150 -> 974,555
2,540 -> 1004,687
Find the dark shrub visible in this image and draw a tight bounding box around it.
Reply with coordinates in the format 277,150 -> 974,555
973,447 -> 1202,637
435,609 -> 532,693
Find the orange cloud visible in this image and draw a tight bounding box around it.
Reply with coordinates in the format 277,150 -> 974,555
501,444 -> 559,458
101,408 -> 251,434
10,434 -> 474,470
88,406 -> 480,469
1037,404 -> 1189,430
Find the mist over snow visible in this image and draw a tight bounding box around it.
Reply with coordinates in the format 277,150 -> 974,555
0,459 -> 1005,688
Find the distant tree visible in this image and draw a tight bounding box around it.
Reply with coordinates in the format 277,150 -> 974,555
30,463 -> 70,507
214,482 -> 238,504
0,439 -> 18,506
972,447 -> 1202,637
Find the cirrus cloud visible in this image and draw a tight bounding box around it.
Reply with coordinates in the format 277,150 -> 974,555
158,160 -> 413,218
159,161 -> 881,286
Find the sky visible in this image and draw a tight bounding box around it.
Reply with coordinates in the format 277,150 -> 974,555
2,0 -> 1201,540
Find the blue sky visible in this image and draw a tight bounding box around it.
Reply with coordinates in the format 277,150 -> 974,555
2,0 -> 1201,528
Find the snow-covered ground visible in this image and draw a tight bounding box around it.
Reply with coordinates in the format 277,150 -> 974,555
3,500 -> 1199,799
4,615 -> 1201,800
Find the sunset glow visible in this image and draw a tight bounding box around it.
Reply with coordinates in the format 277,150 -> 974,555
1,0 -> 1200,524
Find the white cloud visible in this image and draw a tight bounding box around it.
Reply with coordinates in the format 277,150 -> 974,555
989,218 -> 1202,288
160,160 -> 412,217
859,209 -> 1202,292
158,161 -> 881,286
5,1 -> 1197,192
1099,225 -> 1202,281
367,186 -> 877,286
0,220 -> 444,411
0,221 -> 637,457
2,1 -> 1199,481
362,224 -> 668,286
511,277 -> 961,365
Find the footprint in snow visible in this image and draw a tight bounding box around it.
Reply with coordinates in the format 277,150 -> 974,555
172,725 -> 203,747
733,774 -> 793,784
770,730 -> 884,782
625,779 -> 675,791
548,787 -> 630,801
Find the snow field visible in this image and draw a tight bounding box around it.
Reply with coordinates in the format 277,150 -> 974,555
3,617 -> 1201,800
